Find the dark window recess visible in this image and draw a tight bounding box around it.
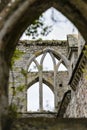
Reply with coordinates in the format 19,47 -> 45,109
72,64 -> 73,69
59,83 -> 63,87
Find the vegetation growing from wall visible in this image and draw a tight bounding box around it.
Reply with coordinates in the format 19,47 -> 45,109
4,84 -> 25,130
11,49 -> 24,67
5,49 -> 26,130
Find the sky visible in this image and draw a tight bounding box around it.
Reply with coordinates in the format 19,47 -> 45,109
21,7 -> 78,41
21,7 -> 78,112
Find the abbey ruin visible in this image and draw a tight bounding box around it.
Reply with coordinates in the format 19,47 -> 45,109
0,0 -> 87,130
7,32 -> 87,130
9,33 -> 87,118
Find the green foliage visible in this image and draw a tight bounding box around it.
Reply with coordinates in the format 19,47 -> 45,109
12,88 -> 16,96
8,104 -> 18,119
21,68 -> 27,77
25,15 -> 52,39
6,84 -> 25,129
16,85 -> 25,92
36,38 -> 42,41
4,104 -> 18,130
11,49 -> 24,66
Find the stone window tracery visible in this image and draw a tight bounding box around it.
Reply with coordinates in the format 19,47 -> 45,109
27,82 -> 54,112
27,48 -> 68,112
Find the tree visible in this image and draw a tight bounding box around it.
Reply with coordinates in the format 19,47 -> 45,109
25,15 -> 52,39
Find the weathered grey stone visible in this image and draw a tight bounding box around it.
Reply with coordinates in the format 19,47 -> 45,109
9,39 -> 73,113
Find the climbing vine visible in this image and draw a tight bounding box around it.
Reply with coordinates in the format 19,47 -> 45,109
5,48 -> 26,130
11,49 -> 24,67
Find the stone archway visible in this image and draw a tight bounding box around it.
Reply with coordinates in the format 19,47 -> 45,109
27,76 -> 54,92
0,0 -> 87,129
26,48 -> 70,71
0,0 -> 87,62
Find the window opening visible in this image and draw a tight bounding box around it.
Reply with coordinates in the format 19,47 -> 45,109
59,83 -> 63,88
27,82 -> 54,112
43,83 -> 54,111
43,53 -> 54,71
36,54 -> 43,64
55,57 -> 60,64
58,63 -> 67,71
28,61 -> 38,72
27,83 -> 39,111
21,7 -> 78,41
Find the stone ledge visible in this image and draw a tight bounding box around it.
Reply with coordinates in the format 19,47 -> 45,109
19,40 -> 67,46
18,112 -> 57,118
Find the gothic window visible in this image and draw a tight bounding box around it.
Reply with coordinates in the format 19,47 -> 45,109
28,61 -> 38,72
58,63 -> 67,71
27,82 -> 54,112
27,83 -> 39,111
27,49 -> 68,112
36,54 -> 43,64
43,84 -> 54,111
43,53 -> 54,71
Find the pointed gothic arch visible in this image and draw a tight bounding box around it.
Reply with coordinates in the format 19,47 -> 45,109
27,76 -> 54,92
27,81 -> 54,111
0,0 -> 87,63
0,1 -> 87,127
26,48 -> 70,72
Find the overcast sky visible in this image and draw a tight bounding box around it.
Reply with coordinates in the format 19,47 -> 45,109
21,7 -> 78,112
21,7 -> 78,41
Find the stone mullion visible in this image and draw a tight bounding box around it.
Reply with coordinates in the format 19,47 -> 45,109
54,59 -> 62,110
39,68 -> 43,112
49,52 -> 57,111
39,52 -> 47,112
54,65 -> 58,111
40,52 -> 47,65
34,59 -> 43,111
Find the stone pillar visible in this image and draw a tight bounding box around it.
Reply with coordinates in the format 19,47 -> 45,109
78,33 -> 85,56
39,69 -> 43,111
54,59 -> 62,111
54,65 -> 58,111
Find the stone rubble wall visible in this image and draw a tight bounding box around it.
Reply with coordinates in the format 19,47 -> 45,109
64,64 -> 87,117
11,118 -> 87,130
9,40 -> 70,112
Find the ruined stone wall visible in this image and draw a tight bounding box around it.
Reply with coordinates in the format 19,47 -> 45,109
10,118 -> 87,130
9,36 -> 87,117
27,71 -> 69,101
11,40 -> 68,72
9,35 -> 87,118
9,40 -> 70,112
64,70 -> 87,117
64,54 -> 87,117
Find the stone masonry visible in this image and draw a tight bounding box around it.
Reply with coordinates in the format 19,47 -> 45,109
9,34 -> 86,118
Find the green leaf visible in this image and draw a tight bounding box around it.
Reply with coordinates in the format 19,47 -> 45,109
16,85 -> 25,92
11,49 -> 24,66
